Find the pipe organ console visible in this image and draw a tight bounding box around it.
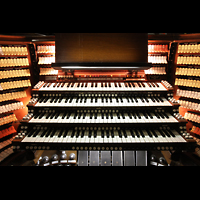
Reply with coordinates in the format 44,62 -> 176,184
1,33 -> 200,166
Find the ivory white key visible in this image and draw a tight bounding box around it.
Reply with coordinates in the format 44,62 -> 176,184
75,131 -> 82,143
41,130 -> 52,143
57,130 -> 66,143
121,130 -> 127,143
90,131 -> 95,143
136,130 -> 146,143
166,113 -> 178,123
68,113 -> 75,123
171,130 -> 186,143
58,98 -> 66,107
131,130 -> 141,143
56,113 -> 64,123
96,130 -> 103,143
116,130 -> 123,143
84,130 -> 90,143
159,130 -> 173,143
36,113 -> 46,123
33,130 -> 46,143
154,130 -> 166,143
48,113 -> 59,123
142,129 -> 155,143
103,131 -> 109,143
65,130 -> 73,143
139,112 -> 148,123
51,130 -> 61,142
125,130 -> 133,143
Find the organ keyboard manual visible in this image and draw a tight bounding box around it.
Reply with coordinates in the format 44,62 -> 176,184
1,33 -> 200,166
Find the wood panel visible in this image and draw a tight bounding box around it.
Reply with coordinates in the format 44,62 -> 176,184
55,33 -> 148,64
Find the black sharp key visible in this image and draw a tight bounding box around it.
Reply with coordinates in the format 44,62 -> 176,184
144,97 -> 149,103
43,97 -> 49,103
162,112 -> 169,119
130,129 -> 135,138
61,111 -> 67,119
63,129 -> 68,137
158,112 -> 165,119
27,129 -> 35,137
41,129 -> 48,137
75,130 -> 80,138
73,112 -> 77,119
146,111 -> 153,119
88,130 -> 92,138
152,129 -> 158,137
121,112 -> 125,119
57,83 -> 61,88
141,82 -> 145,87
128,112 -> 132,119
144,112 -> 149,119
53,83 -> 57,88
167,129 -> 175,137
138,129 -> 145,137
162,129 -> 171,137
141,97 -> 145,103
81,130 -> 85,138
134,97 -> 138,103
32,130 -> 40,137
158,97 -> 164,102
134,129 -> 140,138
58,97 -> 63,103
147,82 -> 152,87
154,82 -> 159,87
50,129 -> 56,137
38,97 -> 45,103
136,111 -> 141,119
111,130 -> 114,138
47,112 -> 54,119
71,130 -> 75,137
58,129 -> 63,137
42,83 -> 48,88
38,112 -> 45,119
146,129 -> 153,138
94,130 -> 97,138
158,129 -> 166,137
106,130 -> 109,138
154,112 -> 160,119
44,129 -> 52,137
66,112 -> 71,119
151,97 -> 156,103
118,130 -> 122,138
55,112 -> 60,119
101,130 -> 104,138
123,129 -> 127,138
155,97 -> 160,102
110,112 -> 113,119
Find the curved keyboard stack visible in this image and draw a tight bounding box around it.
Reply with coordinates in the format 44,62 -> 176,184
12,81 -> 196,151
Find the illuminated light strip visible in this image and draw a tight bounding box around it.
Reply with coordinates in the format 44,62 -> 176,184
61,66 -> 141,69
